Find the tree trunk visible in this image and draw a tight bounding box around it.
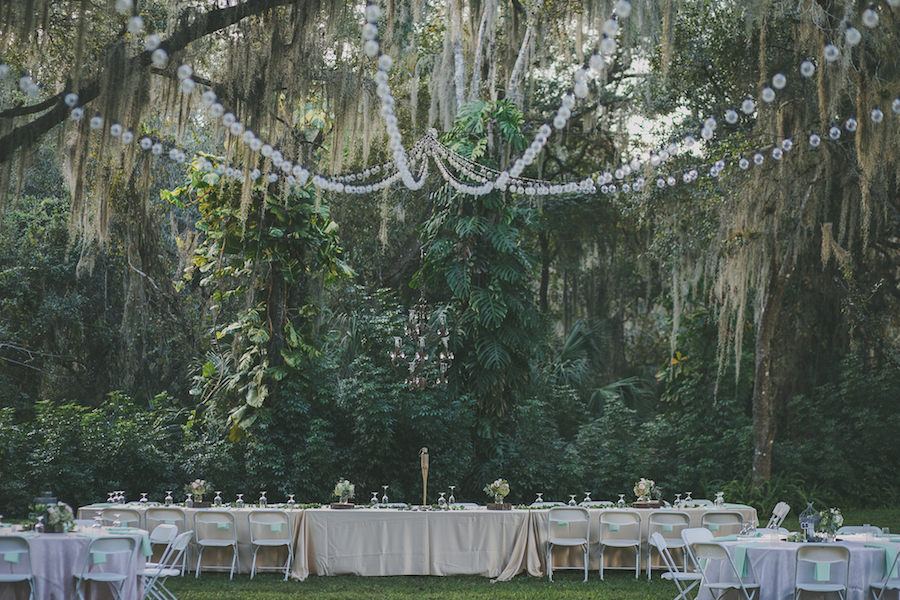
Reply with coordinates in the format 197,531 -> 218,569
750,253 -> 791,484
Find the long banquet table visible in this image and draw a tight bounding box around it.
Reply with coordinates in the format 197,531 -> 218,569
79,502 -> 757,581
0,527 -> 149,600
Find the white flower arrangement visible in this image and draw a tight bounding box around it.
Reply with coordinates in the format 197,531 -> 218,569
484,478 -> 510,500
633,477 -> 656,500
185,479 -> 212,501
333,478 -> 355,501
31,502 -> 75,532
817,507 -> 844,534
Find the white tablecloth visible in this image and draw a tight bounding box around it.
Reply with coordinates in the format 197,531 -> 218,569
0,528 -> 147,600
697,540 -> 888,600
78,504 -> 301,575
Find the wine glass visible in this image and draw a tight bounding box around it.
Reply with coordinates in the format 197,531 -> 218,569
185,494 -> 193,508
139,492 -> 148,504
583,491 -> 592,503
164,491 -> 173,506
287,494 -> 296,507
112,513 -> 122,527
107,491 -> 114,503
674,493 -> 682,508
34,516 -> 45,534
617,494 -> 626,508
371,492 -> 379,506
438,492 -> 446,508
214,491 -> 223,507
92,514 -> 103,529
684,491 -> 693,505
381,485 -> 389,504
534,492 -> 544,505
259,491 -> 267,508
448,486 -> 456,505
568,494 -> 577,506
235,494 -> 244,509
715,491 -> 724,507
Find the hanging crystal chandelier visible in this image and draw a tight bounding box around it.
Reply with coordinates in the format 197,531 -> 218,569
390,294 -> 453,390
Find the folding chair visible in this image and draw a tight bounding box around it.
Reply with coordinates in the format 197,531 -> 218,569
144,524 -> 178,569
766,502 -> 790,529
681,527 -> 713,571
0,536 -> 36,600
546,507 -> 590,582
101,508 -> 142,528
870,544 -> 900,600
650,532 -> 701,600
145,508 -> 187,573
598,510 -> 641,579
836,525 -> 881,536
794,544 -> 850,600
647,510 -> 690,579
692,541 -> 759,600
141,531 -> 192,600
248,510 -> 294,580
74,536 -> 137,600
701,511 -> 744,537
194,511 -> 238,579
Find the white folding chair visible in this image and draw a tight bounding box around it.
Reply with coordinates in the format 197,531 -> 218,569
692,541 -> 759,600
546,507 -> 590,582
794,544 -> 850,600
194,511 -> 238,579
648,510 -> 691,579
248,510 -> 294,580
870,544 -> 900,600
598,510 -> 641,579
141,531 -> 192,600
146,508 -> 187,574
766,502 -> 790,529
101,508 -> 142,528
650,532 -> 702,600
74,536 -> 137,600
0,536 -> 36,600
681,527 -> 714,571
836,525 -> 881,536
144,524 -> 178,569
701,511 -> 744,537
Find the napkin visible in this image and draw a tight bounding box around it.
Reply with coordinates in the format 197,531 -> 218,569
270,523 -> 283,533
92,551 -> 107,565
3,552 -> 20,564
866,543 -> 900,576
813,561 -> 831,582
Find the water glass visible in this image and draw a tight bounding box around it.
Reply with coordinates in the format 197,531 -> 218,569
259,491 -> 267,508
214,491 -> 223,507
714,491 -> 724,507
448,486 -> 456,506
438,492 -> 446,508
381,485 -> 389,504
287,494 -> 296,507
34,516 -> 45,534
617,494 -> 626,508
568,494 -> 577,506
164,491 -> 173,506
236,494 -> 244,509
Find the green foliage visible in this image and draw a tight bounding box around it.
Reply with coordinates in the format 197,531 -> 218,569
166,155 -> 352,440
418,101 -> 541,415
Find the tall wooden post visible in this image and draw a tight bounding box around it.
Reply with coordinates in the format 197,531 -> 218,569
419,448 -> 429,506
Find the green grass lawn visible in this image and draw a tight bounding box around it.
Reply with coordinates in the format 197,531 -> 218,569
165,507 -> 900,599
167,571 -> 674,600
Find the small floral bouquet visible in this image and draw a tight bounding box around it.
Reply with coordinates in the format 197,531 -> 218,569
29,502 -> 75,533
817,507 -> 844,535
484,478 -> 510,503
333,479 -> 355,503
633,478 -> 657,501
185,479 -> 212,502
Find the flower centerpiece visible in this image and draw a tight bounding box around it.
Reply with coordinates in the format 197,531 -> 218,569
633,478 -> 657,502
185,479 -> 212,504
333,479 -> 355,505
484,478 -> 510,505
817,507 -> 843,540
29,502 -> 75,533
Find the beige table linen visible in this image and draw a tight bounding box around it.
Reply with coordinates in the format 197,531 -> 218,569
78,505 -> 301,575
291,507 -> 532,581
0,528 -> 146,600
